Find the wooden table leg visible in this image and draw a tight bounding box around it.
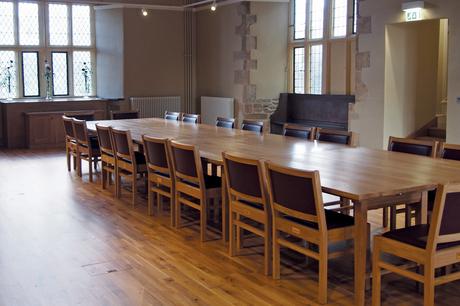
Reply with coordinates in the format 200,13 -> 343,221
354,200 -> 368,306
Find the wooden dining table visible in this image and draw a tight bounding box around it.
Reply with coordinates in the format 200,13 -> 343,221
87,118 -> 460,305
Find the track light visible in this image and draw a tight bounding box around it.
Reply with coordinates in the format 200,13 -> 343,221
210,0 -> 216,11
141,8 -> 148,16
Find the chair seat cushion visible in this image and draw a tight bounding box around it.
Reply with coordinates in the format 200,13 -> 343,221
204,175 -> 222,189
286,210 -> 354,230
382,224 -> 460,250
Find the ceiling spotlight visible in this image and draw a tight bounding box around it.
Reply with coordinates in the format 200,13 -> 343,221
210,1 -> 217,11
141,8 -> 148,16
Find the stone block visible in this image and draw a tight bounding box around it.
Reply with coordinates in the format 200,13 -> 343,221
356,51 -> 370,70
235,70 -> 250,85
358,16 -> 372,34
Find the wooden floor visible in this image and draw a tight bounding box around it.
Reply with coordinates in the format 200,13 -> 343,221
1,149 -> 460,306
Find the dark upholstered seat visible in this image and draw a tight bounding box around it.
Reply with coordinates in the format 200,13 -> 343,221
216,117 -> 235,129
165,111 -> 181,121
285,129 -> 311,139
286,210 -> 354,230
181,113 -> 201,124
317,132 -> 349,144
390,142 -> 433,156
111,111 -> 139,120
241,120 -> 263,133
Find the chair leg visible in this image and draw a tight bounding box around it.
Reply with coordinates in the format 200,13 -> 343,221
175,191 -> 181,228
200,198 -> 207,242
170,188 -> 175,227
382,207 -> 388,227
404,205 -> 412,227
157,191 -> 162,214
236,213 -> 242,251
318,244 -> 328,304
66,148 -> 71,171
116,172 -> 121,198
424,264 -> 435,306
372,240 -> 382,306
264,227 -> 272,276
390,206 -> 397,230
272,228 -> 280,280
229,209 -> 236,257
89,159 -> 93,183
73,155 -> 77,170
132,176 -> 137,207
148,180 -> 153,216
102,164 -> 107,189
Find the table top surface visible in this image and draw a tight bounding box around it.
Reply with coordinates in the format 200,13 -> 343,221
87,118 -> 460,201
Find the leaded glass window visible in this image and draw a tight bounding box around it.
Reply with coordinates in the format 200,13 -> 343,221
309,44 -> 323,94
294,0 -> 306,40
0,2 -> 15,46
0,51 -> 16,99
73,51 -> 92,96
72,5 -> 92,46
22,51 -> 40,97
52,52 -> 68,96
309,0 -> 324,40
49,4 -> 69,46
18,2 -> 40,46
332,0 -> 347,37
293,48 -> 305,94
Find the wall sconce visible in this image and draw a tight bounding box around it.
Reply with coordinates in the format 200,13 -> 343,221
402,1 -> 424,22
141,8 -> 148,16
210,0 -> 217,12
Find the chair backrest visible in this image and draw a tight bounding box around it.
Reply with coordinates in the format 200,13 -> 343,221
427,183 -> 460,252
222,152 -> 266,207
169,140 -> 204,189
315,128 -> 356,146
95,124 -> 114,155
64,113 -> 95,121
111,111 -> 139,120
109,127 -> 136,166
142,135 -> 171,176
181,113 -> 201,124
265,161 -> 326,231
241,120 -> 264,134
165,111 -> 181,121
216,117 -> 235,129
438,143 -> 460,161
62,115 -> 75,139
388,136 -> 437,157
72,118 -> 89,145
283,123 -> 315,140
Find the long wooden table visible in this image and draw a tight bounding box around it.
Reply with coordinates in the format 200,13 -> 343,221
87,118 -> 460,305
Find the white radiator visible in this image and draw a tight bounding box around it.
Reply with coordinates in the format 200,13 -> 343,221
130,96 -> 181,118
201,96 -> 235,125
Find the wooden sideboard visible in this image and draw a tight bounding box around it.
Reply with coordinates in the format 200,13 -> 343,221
0,98 -> 109,149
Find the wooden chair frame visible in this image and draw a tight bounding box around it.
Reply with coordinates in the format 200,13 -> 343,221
142,135 -> 175,226
438,142 -> 460,158
315,128 -> 358,147
95,124 -> 116,191
181,113 -> 201,124
282,123 -> 315,140
110,127 -> 147,206
62,115 -> 77,172
373,183 -> 460,306
164,111 -> 181,121
385,136 -> 439,230
110,110 -> 140,120
264,161 -> 357,304
72,118 -> 100,182
222,152 -> 272,276
169,140 -> 221,242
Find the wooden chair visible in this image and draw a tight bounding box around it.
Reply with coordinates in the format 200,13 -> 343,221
111,110 -> 139,120
265,161 -> 358,304
181,113 -> 201,124
385,137 -> 439,230
216,117 -> 235,129
169,140 -> 222,241
241,120 -> 264,134
110,127 -> 147,206
95,124 -> 116,191
222,152 -> 271,275
372,183 -> 460,306
315,128 -> 357,146
142,135 -> 175,226
62,115 -> 77,172
283,123 -> 315,140
72,118 -> 101,182
164,111 -> 181,121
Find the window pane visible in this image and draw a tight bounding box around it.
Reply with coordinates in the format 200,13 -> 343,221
294,0 -> 306,40
353,0 -> 358,34
0,2 -> 15,45
22,52 -> 40,97
72,5 -> 91,46
49,4 -> 69,46
309,0 -> 324,40
52,52 -> 68,96
0,51 -> 16,99
293,48 -> 305,94
73,51 -> 92,96
309,45 -> 323,94
18,2 -> 40,46
332,0 -> 348,37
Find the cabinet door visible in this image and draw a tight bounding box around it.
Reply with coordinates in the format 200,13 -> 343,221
28,115 -> 54,148
53,115 -> 66,147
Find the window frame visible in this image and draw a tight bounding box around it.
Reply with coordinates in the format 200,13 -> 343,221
0,1 -> 96,99
289,0 -> 357,95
